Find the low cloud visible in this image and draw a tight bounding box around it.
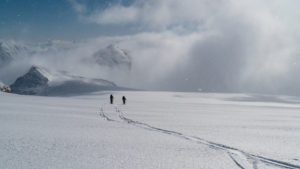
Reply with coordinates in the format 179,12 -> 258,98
2,0 -> 299,95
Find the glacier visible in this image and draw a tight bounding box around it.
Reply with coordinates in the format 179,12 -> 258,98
0,91 -> 299,169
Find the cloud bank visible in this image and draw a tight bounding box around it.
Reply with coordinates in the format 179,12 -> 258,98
1,0 -> 300,95
80,0 -> 300,94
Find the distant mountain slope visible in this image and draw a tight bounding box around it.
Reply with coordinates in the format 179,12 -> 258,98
92,44 -> 132,70
0,40 -> 132,71
1,40 -> 134,95
0,42 -> 14,67
0,40 -> 78,68
10,66 -> 48,95
10,66 -> 123,96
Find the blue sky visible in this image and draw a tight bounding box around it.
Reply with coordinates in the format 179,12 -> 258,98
0,0 -> 134,41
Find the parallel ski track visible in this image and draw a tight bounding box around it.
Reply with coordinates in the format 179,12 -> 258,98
228,152 -> 246,169
98,105 -> 300,169
98,104 -> 115,122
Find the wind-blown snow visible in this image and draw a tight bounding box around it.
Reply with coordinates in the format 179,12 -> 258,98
1,91 -> 299,169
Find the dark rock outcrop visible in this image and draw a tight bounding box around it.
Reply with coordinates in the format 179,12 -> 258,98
10,66 -> 49,95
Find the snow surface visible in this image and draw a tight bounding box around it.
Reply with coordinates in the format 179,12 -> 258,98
34,66 -> 116,87
1,91 -> 300,169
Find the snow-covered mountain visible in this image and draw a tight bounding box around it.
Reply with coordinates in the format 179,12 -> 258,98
92,44 -> 132,70
0,40 -> 78,67
10,66 -> 122,96
0,40 -> 134,95
1,40 -> 132,70
10,66 -> 49,95
0,41 -> 17,67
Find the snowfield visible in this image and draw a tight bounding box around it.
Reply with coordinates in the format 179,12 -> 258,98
1,91 -> 300,169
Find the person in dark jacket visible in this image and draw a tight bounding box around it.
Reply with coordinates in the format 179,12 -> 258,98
122,96 -> 126,105
110,94 -> 114,104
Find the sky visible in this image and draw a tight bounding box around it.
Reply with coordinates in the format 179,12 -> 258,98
0,0 -> 135,41
1,0 -> 300,95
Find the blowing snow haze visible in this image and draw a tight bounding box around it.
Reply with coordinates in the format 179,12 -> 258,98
1,0 -> 300,95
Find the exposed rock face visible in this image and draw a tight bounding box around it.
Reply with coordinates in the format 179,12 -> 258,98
93,44 -> 132,70
10,66 -> 49,95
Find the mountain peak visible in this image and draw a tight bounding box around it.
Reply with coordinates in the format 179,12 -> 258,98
10,66 -> 49,95
92,44 -> 132,69
28,65 -> 39,73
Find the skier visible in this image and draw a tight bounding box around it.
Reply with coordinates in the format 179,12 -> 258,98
110,94 -> 114,104
122,96 -> 126,105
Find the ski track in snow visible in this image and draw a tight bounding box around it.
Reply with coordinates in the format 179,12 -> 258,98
98,104 -> 300,169
228,152 -> 245,169
98,104 -> 115,122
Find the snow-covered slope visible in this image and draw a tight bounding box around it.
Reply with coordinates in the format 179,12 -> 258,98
0,40 -> 77,68
0,40 -> 132,70
0,91 -> 299,169
92,44 -> 132,70
0,40 -> 133,90
10,66 -> 49,95
10,66 -> 121,95
0,41 -> 16,66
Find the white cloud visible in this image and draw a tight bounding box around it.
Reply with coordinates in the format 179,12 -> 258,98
4,0 -> 300,95
82,0 -> 221,30
68,0 -> 87,13
88,5 -> 139,24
